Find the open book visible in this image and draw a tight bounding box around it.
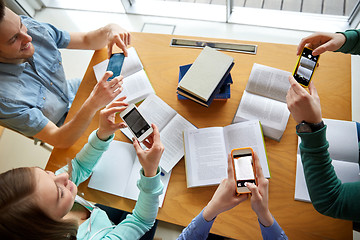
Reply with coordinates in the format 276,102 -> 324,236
183,120 -> 269,188
93,47 -> 155,104
295,118 -> 360,202
88,140 -> 171,207
233,63 -> 291,141
121,94 -> 197,173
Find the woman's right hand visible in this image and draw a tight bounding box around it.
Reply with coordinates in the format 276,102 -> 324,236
133,124 -> 164,177
245,152 -> 273,227
297,32 -> 346,56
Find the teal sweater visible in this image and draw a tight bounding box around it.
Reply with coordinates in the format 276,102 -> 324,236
298,126 -> 360,221
337,29 -> 360,54
56,130 -> 164,239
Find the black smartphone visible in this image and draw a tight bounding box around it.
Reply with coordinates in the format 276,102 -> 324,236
293,47 -> 320,87
106,53 -> 125,81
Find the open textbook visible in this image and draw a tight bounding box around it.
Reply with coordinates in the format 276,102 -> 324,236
183,120 -> 269,188
121,94 -> 197,173
233,63 -> 291,141
88,140 -> 171,207
295,118 -> 360,202
93,47 -> 155,104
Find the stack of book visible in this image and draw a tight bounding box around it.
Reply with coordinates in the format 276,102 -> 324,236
177,46 -> 234,107
177,64 -> 232,101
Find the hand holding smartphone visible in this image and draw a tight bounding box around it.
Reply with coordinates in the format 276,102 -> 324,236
120,104 -> 153,142
231,147 -> 257,195
293,47 -> 320,87
106,53 -> 125,81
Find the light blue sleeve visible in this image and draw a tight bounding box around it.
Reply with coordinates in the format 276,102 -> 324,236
177,208 -> 215,240
0,99 -> 49,137
259,217 -> 288,240
55,130 -> 114,185
21,16 -> 70,48
100,168 -> 164,239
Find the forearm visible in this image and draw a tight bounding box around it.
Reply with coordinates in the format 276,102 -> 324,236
298,127 -> 360,221
106,168 -> 164,239
55,130 -> 114,184
35,98 -> 98,148
67,24 -> 113,50
177,209 -> 215,240
259,216 -> 288,240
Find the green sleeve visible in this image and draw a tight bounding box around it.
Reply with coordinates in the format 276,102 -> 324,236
336,29 -> 360,55
298,126 -> 360,221
55,130 -> 114,185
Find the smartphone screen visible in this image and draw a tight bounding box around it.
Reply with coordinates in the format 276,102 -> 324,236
106,53 -> 125,81
122,107 -> 151,138
233,153 -> 255,191
293,47 -> 319,87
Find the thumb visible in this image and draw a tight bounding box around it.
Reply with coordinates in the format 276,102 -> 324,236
108,43 -> 114,58
246,182 -> 261,200
132,138 -> 142,154
308,81 -> 319,97
101,71 -> 113,82
312,42 -> 331,56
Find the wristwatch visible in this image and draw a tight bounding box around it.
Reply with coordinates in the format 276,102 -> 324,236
296,120 -> 325,133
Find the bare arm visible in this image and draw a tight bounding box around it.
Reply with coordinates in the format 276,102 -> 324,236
67,24 -> 131,57
34,72 -> 125,148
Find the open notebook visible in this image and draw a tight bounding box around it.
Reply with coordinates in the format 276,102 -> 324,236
88,140 -> 171,207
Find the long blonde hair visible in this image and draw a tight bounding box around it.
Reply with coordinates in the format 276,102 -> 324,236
0,167 -> 78,239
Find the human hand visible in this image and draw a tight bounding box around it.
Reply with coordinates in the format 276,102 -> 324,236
96,97 -> 128,140
297,32 -> 346,56
133,124 -> 164,177
105,23 -> 131,58
87,71 -> 124,111
202,154 -> 248,221
286,76 -> 322,124
245,152 -> 273,227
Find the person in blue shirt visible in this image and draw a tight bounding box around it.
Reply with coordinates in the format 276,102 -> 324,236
178,152 -> 288,240
0,98 -> 165,240
0,2 -> 131,148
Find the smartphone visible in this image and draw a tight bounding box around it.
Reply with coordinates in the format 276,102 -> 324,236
120,104 -> 153,142
106,53 -> 125,81
293,47 -> 320,87
231,147 -> 256,195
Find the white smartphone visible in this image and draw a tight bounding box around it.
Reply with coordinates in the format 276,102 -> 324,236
120,104 -> 153,142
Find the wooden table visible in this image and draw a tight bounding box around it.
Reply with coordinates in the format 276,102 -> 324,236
46,32 -> 352,239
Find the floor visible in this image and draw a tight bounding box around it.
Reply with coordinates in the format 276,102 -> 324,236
0,5 -> 359,240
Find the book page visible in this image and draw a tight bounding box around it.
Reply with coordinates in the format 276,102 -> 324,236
123,157 -> 172,208
295,154 -> 360,202
88,140 -> 137,196
93,47 -> 154,105
323,119 -> 359,163
246,63 -> 291,103
223,120 -> 270,178
93,47 -> 143,81
233,91 -> 290,141
184,127 -> 228,188
137,94 -> 177,131
120,47 -> 144,78
159,114 -> 197,173
117,70 -> 155,104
